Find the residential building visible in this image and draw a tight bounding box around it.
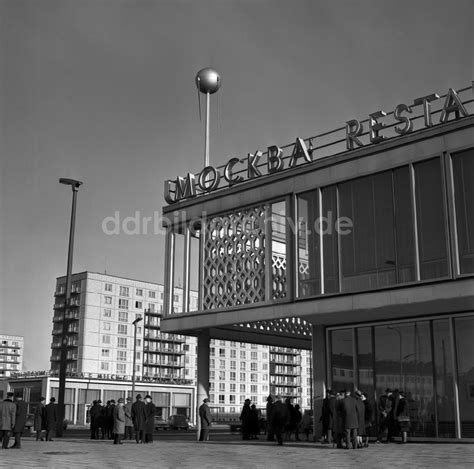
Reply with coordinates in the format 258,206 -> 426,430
0,334 -> 24,377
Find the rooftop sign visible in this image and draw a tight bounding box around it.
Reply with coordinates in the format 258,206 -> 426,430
164,86 -> 472,204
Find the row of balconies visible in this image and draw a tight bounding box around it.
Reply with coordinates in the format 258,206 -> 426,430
52,311 -> 80,322
270,357 -> 302,365
270,347 -> 300,355
51,338 -> 78,348
270,377 -> 301,386
53,298 -> 81,309
143,360 -> 182,368
143,346 -> 183,354
0,358 -> 21,364
143,332 -> 185,342
50,352 -> 77,361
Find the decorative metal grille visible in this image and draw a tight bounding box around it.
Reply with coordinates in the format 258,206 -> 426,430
202,205 -> 266,309
272,253 -> 287,299
235,317 -> 312,337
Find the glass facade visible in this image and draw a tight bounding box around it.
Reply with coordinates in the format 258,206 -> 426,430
329,314 -> 474,438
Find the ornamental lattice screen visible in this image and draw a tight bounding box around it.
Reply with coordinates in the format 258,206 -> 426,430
202,205 -> 267,309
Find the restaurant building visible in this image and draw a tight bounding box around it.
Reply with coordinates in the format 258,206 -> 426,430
160,85 -> 474,439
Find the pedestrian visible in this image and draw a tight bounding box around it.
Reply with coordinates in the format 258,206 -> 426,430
144,395 -> 156,443
271,395 -> 289,446
319,390 -> 333,443
113,398 -> 125,445
11,393 -> 28,449
361,391 -> 373,448
44,397 -> 57,441
354,390 -> 365,448
300,409 -> 313,442
341,390 -> 358,450
265,395 -> 275,441
34,397 -> 46,441
376,388 -> 393,443
0,392 -> 16,449
105,400 -> 115,439
131,394 -> 147,444
284,397 -> 296,441
124,397 -> 133,440
89,400 -> 103,439
248,404 -> 260,439
395,390 -> 410,444
240,398 -> 252,440
293,404 -> 302,441
333,391 -> 345,448
198,398 -> 212,441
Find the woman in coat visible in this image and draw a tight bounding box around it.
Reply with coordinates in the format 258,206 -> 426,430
113,398 -> 125,445
396,391 -> 410,444
34,397 -> 46,441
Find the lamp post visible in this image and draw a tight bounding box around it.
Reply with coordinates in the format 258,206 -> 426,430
131,316 -> 143,398
388,326 -> 403,389
57,178 -> 83,437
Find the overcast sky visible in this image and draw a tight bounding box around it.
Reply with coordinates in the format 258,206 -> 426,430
1,0 -> 472,370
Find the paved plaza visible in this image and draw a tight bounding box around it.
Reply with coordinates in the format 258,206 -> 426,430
0,436 -> 473,469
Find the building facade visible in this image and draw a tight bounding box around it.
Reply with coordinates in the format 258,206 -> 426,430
50,272 -> 311,414
0,334 -> 24,377
161,85 -> 474,438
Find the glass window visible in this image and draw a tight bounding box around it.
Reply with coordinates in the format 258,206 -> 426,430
452,149 -> 474,274
118,324 -> 127,335
135,301 -> 143,309
357,327 -> 374,408
118,299 -> 129,309
136,288 -> 143,296
297,190 -> 320,297
322,186 -> 339,293
414,158 -> 449,279
118,312 -> 128,322
271,201 -> 288,299
432,319 -> 455,438
330,329 -> 353,392
104,296 -> 112,304
104,283 -> 112,292
149,291 -> 156,298
119,286 -> 129,297
454,315 -> 474,437
103,309 -> 112,318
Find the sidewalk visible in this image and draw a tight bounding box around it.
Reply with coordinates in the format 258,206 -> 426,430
0,437 -> 473,469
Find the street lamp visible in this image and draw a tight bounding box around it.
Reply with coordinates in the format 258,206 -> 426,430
388,326 -> 403,389
57,178 -> 83,437
131,316 -> 143,398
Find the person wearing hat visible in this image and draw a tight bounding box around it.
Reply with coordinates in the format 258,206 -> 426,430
265,395 -> 275,442
113,398 -> 125,445
11,393 -> 28,448
89,399 -> 103,440
144,395 -> 156,443
0,391 -> 16,449
44,397 -> 57,441
124,397 -> 133,440
271,395 -> 288,446
198,398 -> 212,441
376,388 -> 393,444
240,398 -> 252,440
131,394 -> 146,443
34,397 -> 46,441
354,390 -> 365,448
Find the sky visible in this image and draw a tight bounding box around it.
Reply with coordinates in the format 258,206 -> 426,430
1,0 -> 472,371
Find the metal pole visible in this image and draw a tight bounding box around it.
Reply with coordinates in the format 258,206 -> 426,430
57,185 -> 79,437
131,317 -> 142,398
205,91 -> 210,167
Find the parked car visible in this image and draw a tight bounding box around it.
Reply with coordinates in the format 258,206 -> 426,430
24,413 -> 68,432
167,414 -> 190,430
154,415 -> 168,430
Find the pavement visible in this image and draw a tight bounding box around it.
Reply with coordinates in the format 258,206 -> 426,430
0,435 -> 473,469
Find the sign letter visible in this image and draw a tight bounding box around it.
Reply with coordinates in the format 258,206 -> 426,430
175,173 -> 197,200
413,93 -> 439,127
369,111 -> 387,143
346,119 -> 364,150
289,138 -> 311,167
439,88 -> 469,123
248,151 -> 263,179
267,145 -> 284,173
394,104 -> 413,135
224,158 -> 244,185
198,166 -> 220,192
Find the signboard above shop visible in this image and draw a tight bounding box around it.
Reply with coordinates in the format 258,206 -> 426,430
164,85 -> 473,204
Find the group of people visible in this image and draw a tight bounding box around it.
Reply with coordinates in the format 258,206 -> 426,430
89,394 -> 156,445
239,398 -> 263,440
0,392 -> 57,450
319,387 -> 410,449
265,395 -> 304,445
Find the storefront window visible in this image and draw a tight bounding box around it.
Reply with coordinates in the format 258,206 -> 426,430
322,186 -> 339,293
297,191 -> 320,296
452,149 -> 474,274
454,316 -> 474,437
330,329 -> 353,392
357,327 -> 375,404
271,201 -> 288,299
414,158 -> 449,279
432,319 -> 456,437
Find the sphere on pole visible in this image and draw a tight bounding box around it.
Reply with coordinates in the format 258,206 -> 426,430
195,68 -> 221,94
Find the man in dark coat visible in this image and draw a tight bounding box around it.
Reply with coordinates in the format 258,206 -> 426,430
131,394 -> 147,443
44,397 -> 57,441
11,394 -> 28,449
144,395 -> 156,443
89,400 -> 102,439
0,392 -> 16,449
354,390 -> 366,448
265,395 -> 275,441
239,398 -> 252,440
271,395 -> 289,446
376,388 -> 393,443
342,390 -> 358,449
34,397 -> 46,441
198,398 -> 212,441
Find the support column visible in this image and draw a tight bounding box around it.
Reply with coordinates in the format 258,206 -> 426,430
311,324 -> 327,441
196,330 -> 210,440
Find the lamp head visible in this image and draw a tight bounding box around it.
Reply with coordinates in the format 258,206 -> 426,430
132,317 -> 143,325
59,178 -> 83,189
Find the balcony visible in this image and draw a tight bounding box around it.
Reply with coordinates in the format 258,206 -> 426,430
52,315 -> 64,323
66,340 -> 78,347
50,355 -> 61,362
52,329 -> 63,336
51,342 -> 62,349
65,311 -> 80,320
68,326 -> 79,334
54,303 -> 66,310
54,290 -> 66,297
67,353 -> 78,360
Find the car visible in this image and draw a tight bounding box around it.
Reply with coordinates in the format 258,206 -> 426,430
24,413 -> 68,432
154,415 -> 168,430
167,414 -> 190,430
